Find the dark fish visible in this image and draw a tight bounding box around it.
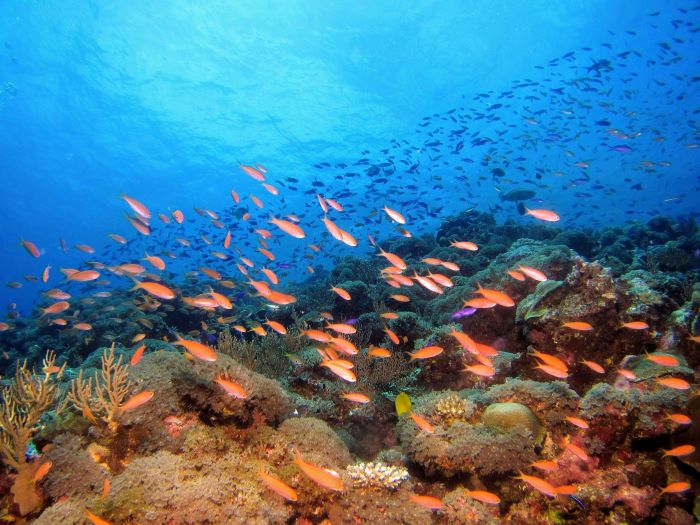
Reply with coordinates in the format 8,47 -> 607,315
499,189 -> 535,202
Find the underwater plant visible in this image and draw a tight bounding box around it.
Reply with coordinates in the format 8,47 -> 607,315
0,351 -> 65,515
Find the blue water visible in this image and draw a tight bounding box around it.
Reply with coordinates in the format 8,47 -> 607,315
0,1 -> 698,314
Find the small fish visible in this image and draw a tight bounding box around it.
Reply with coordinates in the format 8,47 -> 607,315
514,472 -> 557,497
663,444 -> 695,457
409,411 -> 434,433
656,377 -> 690,390
395,392 -> 412,416
524,207 -> 560,222
409,345 -> 443,361
32,461 -> 52,482
562,321 -> 593,331
130,344 -> 146,366
341,392 -> 370,404
659,481 -> 690,494
258,468 -> 298,501
666,414 -> 691,425
464,489 -> 500,505
119,390 -> 154,412
85,509 -> 112,525
293,447 -> 343,491
408,494 -> 443,510
215,377 -> 248,399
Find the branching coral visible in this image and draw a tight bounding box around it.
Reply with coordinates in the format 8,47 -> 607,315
67,343 -> 131,435
0,350 -> 66,515
346,461 -> 409,490
216,330 -> 296,381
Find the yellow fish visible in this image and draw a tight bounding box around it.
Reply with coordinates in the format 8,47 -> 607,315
395,392 -> 412,417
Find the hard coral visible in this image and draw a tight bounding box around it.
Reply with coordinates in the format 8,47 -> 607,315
346,461 -> 409,490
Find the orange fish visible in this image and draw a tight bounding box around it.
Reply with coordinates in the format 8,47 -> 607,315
131,280 -> 175,300
270,217 -> 305,239
440,260 -> 460,271
581,359 -> 605,374
265,320 -> 287,335
562,321 -> 593,331
525,207 -> 560,222
261,268 -> 279,284
172,209 -> 184,223
20,239 -> 40,258
476,284 -> 514,307
380,312 -> 398,320
565,442 -> 589,461
564,416 -> 589,429
330,286 -> 351,300
341,392 -> 370,404
514,472 -> 557,497
666,414 -> 691,425
663,444 -> 695,457
390,294 -> 411,303
305,329 -> 332,342
74,323 -> 93,331
32,460 -> 52,482
645,354 -> 679,367
240,164 -> 265,181
326,323 -> 356,335
535,363 -> 568,379
618,368 -> 636,380
173,336 -> 217,362
102,478 -> 110,499
449,329 -> 478,353
622,321 -> 649,330
450,240 -> 478,251
530,459 -> 558,472
321,360 -> 357,382
258,468 -> 297,501
377,248 -> 406,270
121,194 -> 150,219
143,254 -> 165,270
463,364 -> 496,377
518,265 -> 547,281
215,377 -> 248,399
409,411 -> 435,433
41,301 -> 70,316
507,269 -> 526,281
264,290 -> 296,305
660,481 -> 690,494
408,494 -> 443,510
385,327 -> 400,345
368,346 -> 391,358
531,351 -> 567,372
465,489 -> 500,505
108,233 -> 127,244
119,390 -> 154,412
85,510 -> 112,525
409,345 -> 443,361
250,194 -> 264,208
67,270 -> 101,282
262,182 -> 279,195
656,377 -> 690,390
293,447 -> 343,491
317,194 -> 328,213
130,344 -> 146,366
463,297 -> 497,309
383,205 -> 406,224
326,198 -> 342,212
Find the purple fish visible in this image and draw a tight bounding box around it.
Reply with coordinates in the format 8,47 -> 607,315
610,144 -> 633,153
451,307 -> 476,320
